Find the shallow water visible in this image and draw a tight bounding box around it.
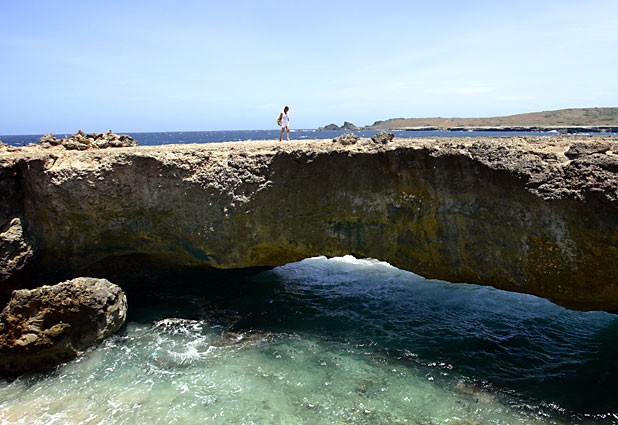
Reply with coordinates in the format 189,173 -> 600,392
1,256 -> 618,424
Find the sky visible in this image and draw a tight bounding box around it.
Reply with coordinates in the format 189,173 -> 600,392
1,0 -> 617,134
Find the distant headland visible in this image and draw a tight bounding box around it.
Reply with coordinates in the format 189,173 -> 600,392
318,107 -> 618,133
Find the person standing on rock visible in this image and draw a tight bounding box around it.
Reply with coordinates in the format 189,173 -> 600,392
278,106 -> 290,141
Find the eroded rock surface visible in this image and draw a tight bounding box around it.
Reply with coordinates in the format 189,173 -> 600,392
0,136 -> 617,311
0,277 -> 127,377
38,130 -> 137,150
0,218 -> 33,282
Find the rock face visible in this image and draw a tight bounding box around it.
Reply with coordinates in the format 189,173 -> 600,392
0,136 -> 617,311
0,218 -> 33,282
0,277 -> 127,377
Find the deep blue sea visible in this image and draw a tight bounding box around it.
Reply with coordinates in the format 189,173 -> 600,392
2,129 -> 618,423
0,128 -> 593,147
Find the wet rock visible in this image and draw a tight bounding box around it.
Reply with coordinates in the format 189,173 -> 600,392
0,277 -> 127,377
370,131 -> 395,144
333,133 -> 360,145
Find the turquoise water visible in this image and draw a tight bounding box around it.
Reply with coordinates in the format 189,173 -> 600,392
1,256 -> 618,424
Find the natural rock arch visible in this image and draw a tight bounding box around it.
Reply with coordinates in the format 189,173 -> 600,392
1,136 -> 617,311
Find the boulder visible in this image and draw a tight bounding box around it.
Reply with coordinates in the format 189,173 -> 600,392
370,131 -> 395,144
333,133 -> 360,145
0,277 -> 127,377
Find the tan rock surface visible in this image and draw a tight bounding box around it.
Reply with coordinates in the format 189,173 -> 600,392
1,135 -> 617,311
0,277 -> 127,377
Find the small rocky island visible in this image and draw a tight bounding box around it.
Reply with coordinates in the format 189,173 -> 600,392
1,133 -> 617,374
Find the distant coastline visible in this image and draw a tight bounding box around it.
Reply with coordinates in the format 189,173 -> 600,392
319,107 -> 618,134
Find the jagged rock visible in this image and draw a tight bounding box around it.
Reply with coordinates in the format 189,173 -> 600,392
0,218 -> 33,282
371,131 -> 395,144
0,277 -> 127,377
565,142 -> 611,159
341,121 -> 359,130
38,133 -> 60,146
333,133 -> 360,145
38,130 -> 137,150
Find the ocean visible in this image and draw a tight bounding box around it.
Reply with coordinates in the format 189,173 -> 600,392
0,128 -> 579,146
1,257 -> 617,424
1,130 -> 618,424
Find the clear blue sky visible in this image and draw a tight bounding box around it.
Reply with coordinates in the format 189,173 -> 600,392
1,0 -> 617,134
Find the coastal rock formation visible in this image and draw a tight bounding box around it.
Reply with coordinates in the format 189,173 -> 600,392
0,277 -> 127,377
333,133 -> 360,145
38,130 -> 137,150
318,121 -> 360,131
370,131 -> 395,144
0,136 -> 617,311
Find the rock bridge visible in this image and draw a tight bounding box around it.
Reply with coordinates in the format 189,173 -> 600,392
1,136 -> 617,311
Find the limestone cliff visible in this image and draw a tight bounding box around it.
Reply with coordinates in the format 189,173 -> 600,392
1,136 -> 617,311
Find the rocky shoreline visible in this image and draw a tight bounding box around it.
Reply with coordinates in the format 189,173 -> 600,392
1,134 -> 617,375
318,122 -> 618,134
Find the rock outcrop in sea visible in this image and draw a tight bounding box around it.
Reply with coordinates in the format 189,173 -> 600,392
318,121 -> 360,131
0,277 -> 127,377
0,135 -> 617,311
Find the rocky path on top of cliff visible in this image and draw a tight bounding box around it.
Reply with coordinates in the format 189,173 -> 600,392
3,134 -> 616,204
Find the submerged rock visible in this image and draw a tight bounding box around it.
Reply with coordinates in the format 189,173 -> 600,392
0,277 -> 127,377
